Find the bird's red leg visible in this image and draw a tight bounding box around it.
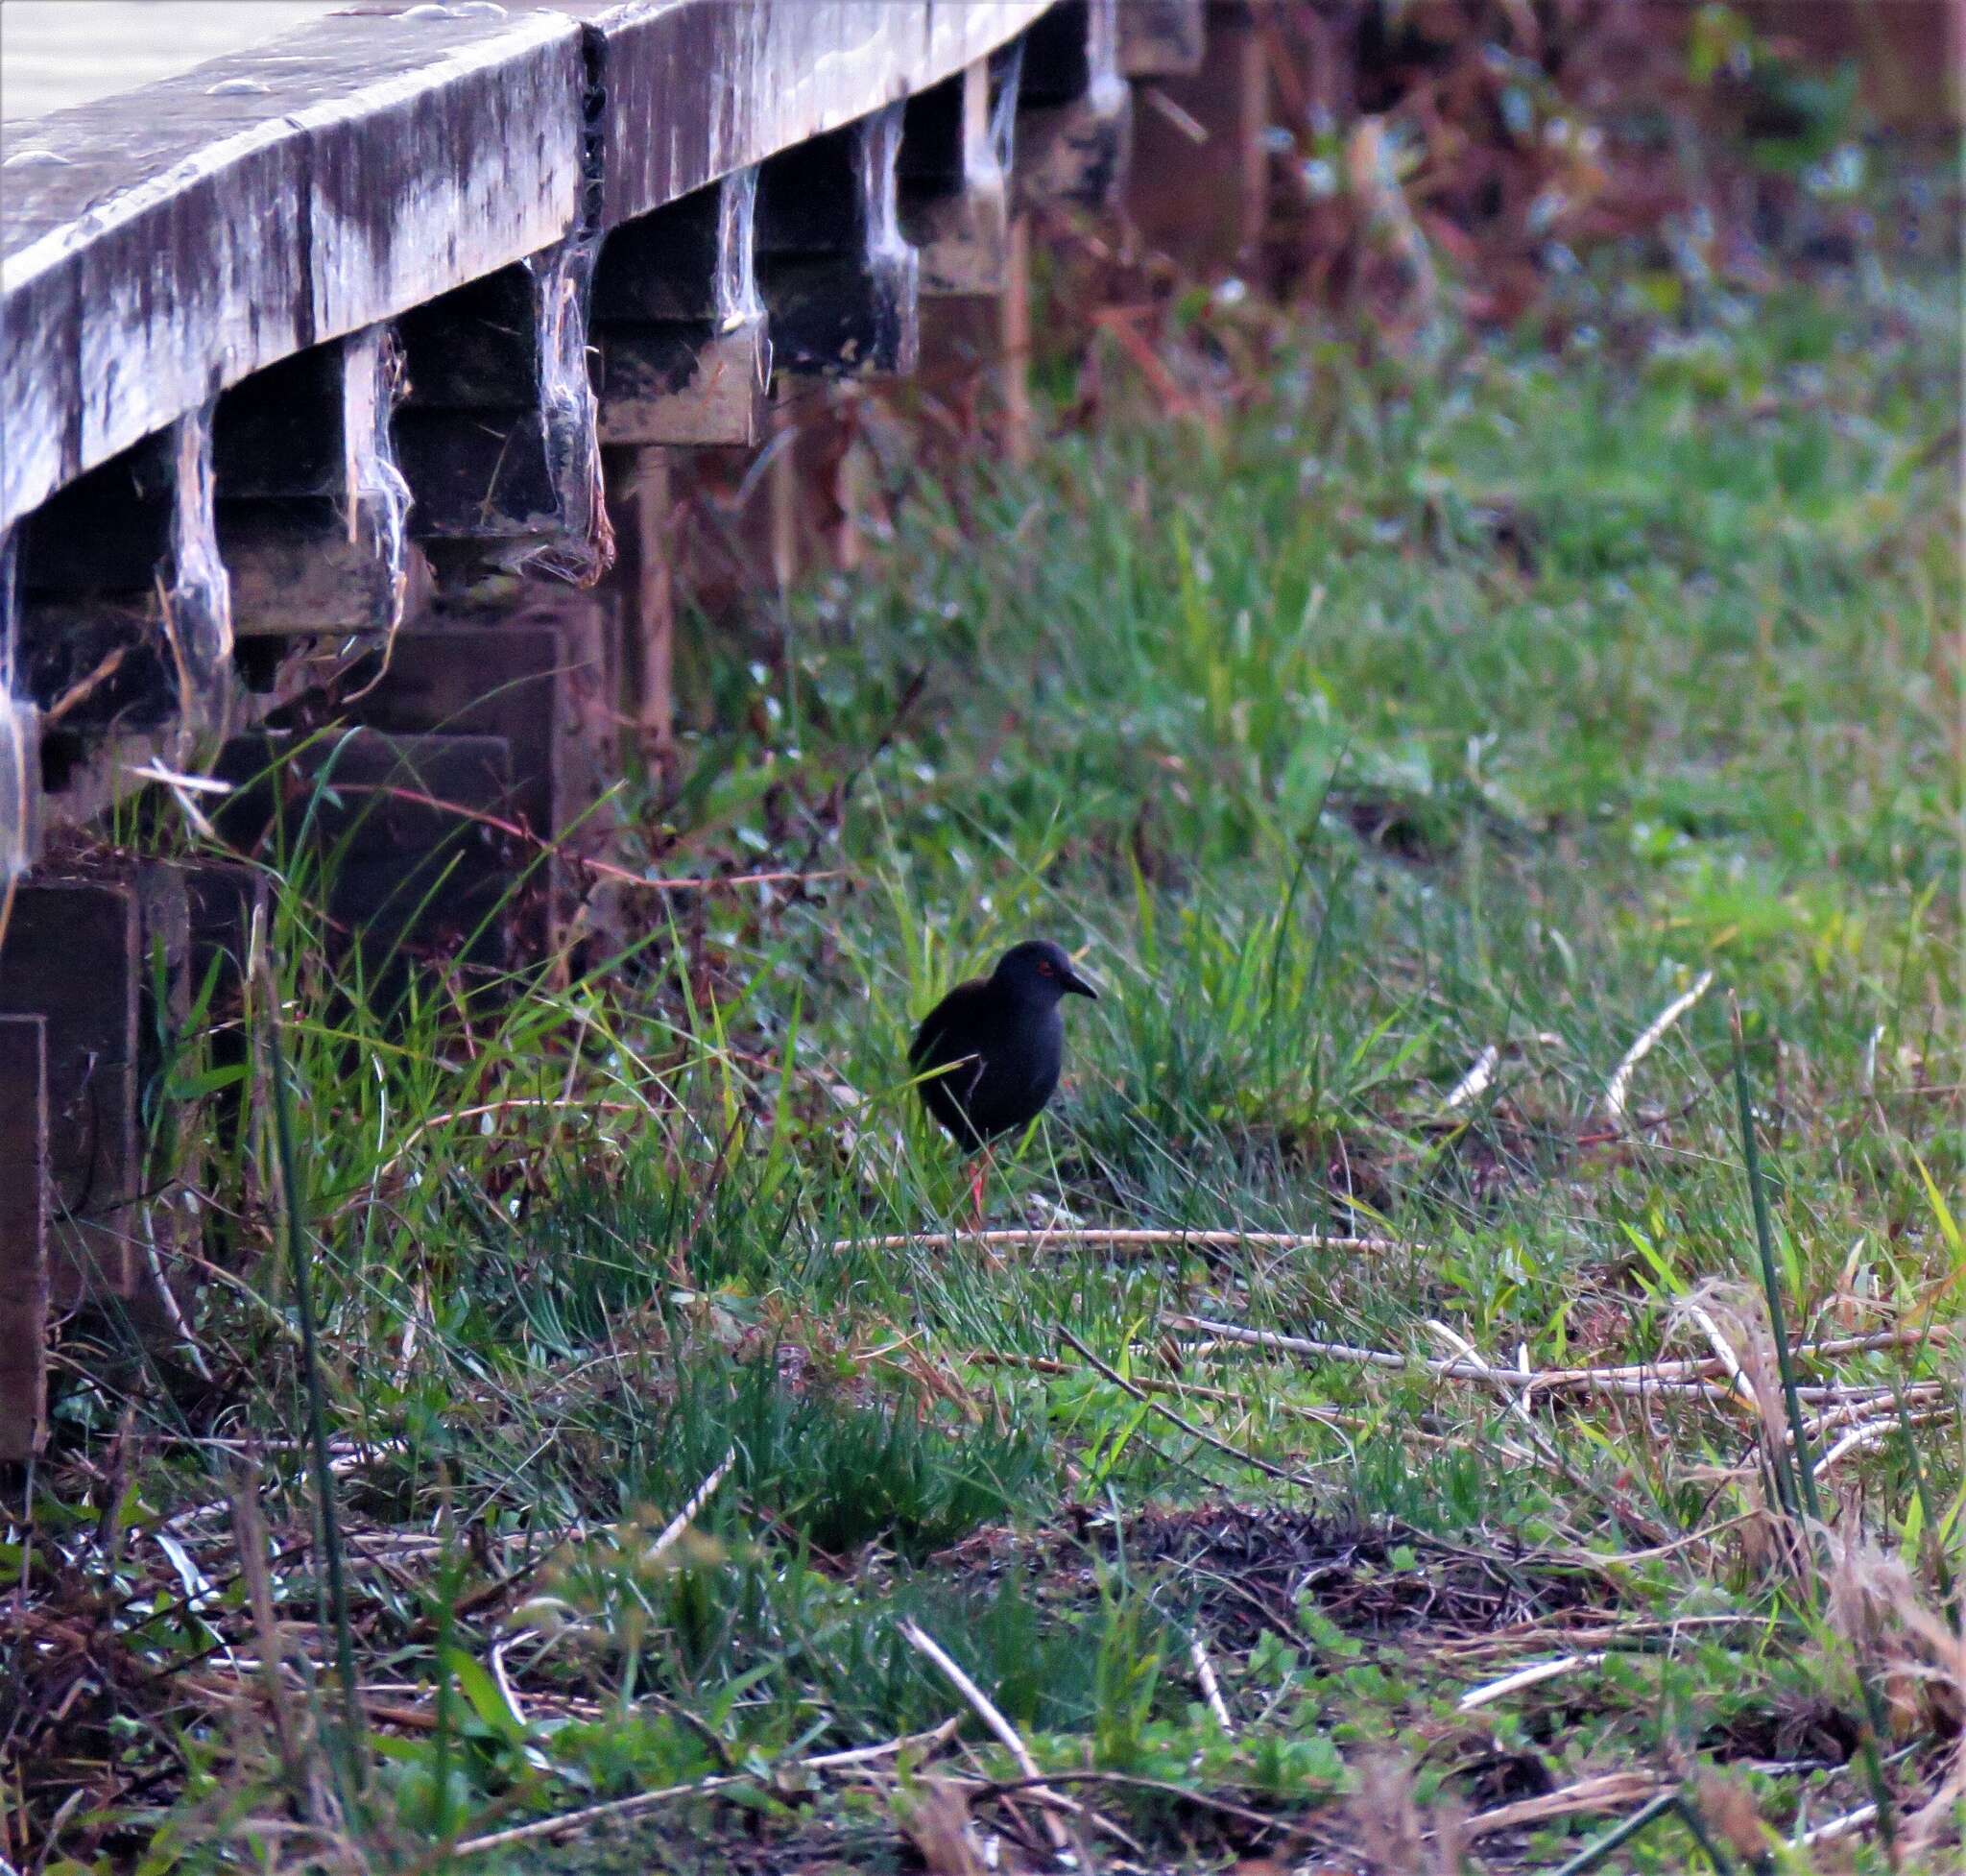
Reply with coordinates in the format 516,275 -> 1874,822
969,1156 -> 988,1236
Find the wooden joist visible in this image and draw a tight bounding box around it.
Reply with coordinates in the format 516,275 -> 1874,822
899,57 -> 1019,298
215,326 -> 412,637
395,249 -> 611,581
757,106 -> 921,380
1016,0 -> 1133,211
593,173 -> 771,449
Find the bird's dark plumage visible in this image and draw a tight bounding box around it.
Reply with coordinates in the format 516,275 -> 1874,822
910,940 -> 1098,1152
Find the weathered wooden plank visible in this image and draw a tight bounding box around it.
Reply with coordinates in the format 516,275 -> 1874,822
0,878 -> 141,1306
573,0 -> 1050,231
1016,0 -> 1132,210
1117,0 -> 1207,77
0,1015 -> 49,1463
3,3 -> 1056,535
1,8 -> 587,531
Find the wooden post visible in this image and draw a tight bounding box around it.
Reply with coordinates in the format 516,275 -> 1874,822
628,452 -> 677,766
0,1015 -> 48,1462
0,878 -> 141,1306
1001,215 -> 1034,469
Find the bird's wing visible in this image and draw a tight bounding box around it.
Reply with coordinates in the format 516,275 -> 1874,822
909,977 -> 989,1069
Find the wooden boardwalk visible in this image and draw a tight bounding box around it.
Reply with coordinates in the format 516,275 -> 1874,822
0,0 -> 1266,1456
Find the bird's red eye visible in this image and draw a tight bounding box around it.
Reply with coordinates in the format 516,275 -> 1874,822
1038,961 -> 1053,974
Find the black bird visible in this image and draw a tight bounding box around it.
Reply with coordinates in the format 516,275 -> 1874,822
910,939 -> 1098,1221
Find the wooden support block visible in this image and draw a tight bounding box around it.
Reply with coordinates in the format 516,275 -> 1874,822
757,106 -> 920,379
1016,0 -> 1132,210
0,878 -> 141,1306
1126,0 -> 1269,275
899,59 -> 1015,296
594,173 -> 771,448
346,590 -> 619,952
396,253 -> 611,580
0,1015 -> 49,1462
214,730 -> 518,986
1118,0 -> 1206,76
214,328 -> 411,637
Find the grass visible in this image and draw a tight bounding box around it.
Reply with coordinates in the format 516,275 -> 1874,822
11,239 -> 1961,1874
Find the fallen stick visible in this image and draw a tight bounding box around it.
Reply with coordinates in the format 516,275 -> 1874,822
1457,1651 -> 1610,1712
1058,1326 -> 1331,1492
1602,971 -> 1714,1123
1173,1315 -> 1942,1407
451,1720 -> 958,1855
832,1227 -> 1400,1256
899,1621 -> 1074,1856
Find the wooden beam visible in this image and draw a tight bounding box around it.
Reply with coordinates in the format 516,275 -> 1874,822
395,253 -> 611,580
899,58 -> 1017,297
594,173 -> 771,449
758,107 -> 920,380
215,326 -> 412,637
1016,0 -> 1133,211
0,1015 -> 49,1463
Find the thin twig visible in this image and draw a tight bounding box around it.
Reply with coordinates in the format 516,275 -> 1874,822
837,1227 -> 1399,1256
451,1721 -> 958,1856
899,1621 -> 1074,1856
1602,970 -> 1714,1122
1058,1326 -> 1329,1492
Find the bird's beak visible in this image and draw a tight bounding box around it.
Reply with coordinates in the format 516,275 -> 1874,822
1064,965 -> 1099,1000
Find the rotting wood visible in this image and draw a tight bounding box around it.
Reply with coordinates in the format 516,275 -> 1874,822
0,1015 -> 50,1462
